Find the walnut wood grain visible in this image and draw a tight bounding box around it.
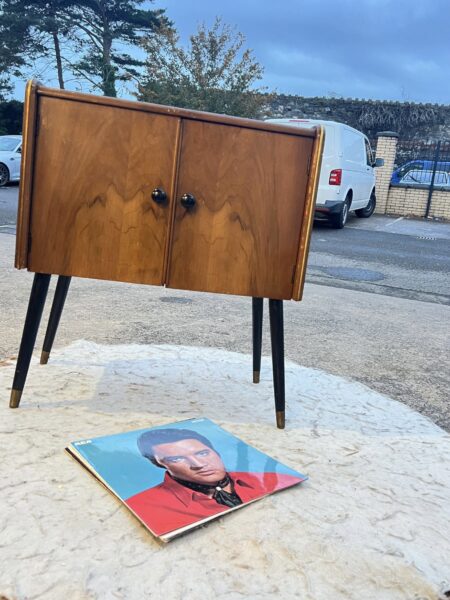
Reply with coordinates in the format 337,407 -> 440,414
35,84 -> 316,140
167,120 -> 313,299
28,97 -> 179,284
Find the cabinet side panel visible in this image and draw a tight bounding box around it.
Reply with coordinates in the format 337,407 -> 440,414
168,121 -> 313,299
15,80 -> 39,269
293,126 -> 325,300
28,97 -> 179,285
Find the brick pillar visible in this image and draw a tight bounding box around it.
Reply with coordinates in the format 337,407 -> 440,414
375,131 -> 398,214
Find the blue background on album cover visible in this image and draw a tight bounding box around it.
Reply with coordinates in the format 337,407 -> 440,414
70,418 -> 305,500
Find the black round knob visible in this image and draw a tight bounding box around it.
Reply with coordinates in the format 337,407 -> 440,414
151,188 -> 167,204
180,193 -> 196,209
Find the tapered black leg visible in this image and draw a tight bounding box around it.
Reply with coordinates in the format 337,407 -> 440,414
269,299 -> 285,429
41,275 -> 71,365
10,273 -> 51,408
252,297 -> 263,383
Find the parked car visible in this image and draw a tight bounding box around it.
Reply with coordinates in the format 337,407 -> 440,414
265,118 -> 382,228
398,169 -> 450,187
0,135 -> 22,187
391,159 -> 450,184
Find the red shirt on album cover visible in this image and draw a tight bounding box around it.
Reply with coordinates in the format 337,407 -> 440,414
125,471 -> 303,536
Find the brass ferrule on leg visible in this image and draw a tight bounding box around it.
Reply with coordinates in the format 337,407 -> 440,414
40,350 -> 50,365
9,389 -> 22,408
276,411 -> 285,429
253,371 -> 260,384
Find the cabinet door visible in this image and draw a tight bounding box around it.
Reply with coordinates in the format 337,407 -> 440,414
167,120 -> 313,299
28,97 -> 179,285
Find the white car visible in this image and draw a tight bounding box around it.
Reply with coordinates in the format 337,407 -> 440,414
265,118 -> 383,228
0,135 -> 22,187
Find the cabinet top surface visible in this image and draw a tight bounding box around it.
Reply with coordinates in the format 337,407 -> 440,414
31,80 -> 318,139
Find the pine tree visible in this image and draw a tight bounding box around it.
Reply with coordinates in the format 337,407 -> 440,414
66,0 -> 170,97
0,0 -> 169,96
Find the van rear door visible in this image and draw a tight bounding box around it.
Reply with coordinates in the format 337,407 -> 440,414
341,128 -> 373,206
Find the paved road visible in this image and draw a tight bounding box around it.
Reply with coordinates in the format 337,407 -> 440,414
1,184 -> 449,304
309,214 -> 450,305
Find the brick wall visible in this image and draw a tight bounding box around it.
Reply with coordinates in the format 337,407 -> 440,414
384,187 -> 450,220
386,187 -> 429,217
375,133 -> 450,220
375,133 -> 398,214
429,190 -> 450,220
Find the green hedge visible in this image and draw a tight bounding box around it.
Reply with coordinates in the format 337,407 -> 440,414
0,100 -> 23,135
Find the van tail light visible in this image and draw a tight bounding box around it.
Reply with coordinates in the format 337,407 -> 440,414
329,169 -> 342,185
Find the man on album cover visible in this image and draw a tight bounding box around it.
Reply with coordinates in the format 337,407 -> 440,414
125,427 -> 303,536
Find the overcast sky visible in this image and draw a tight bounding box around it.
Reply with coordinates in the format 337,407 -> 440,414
156,0 -> 450,105
10,0 -> 449,105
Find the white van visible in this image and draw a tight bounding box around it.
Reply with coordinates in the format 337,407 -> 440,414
266,118 -> 382,228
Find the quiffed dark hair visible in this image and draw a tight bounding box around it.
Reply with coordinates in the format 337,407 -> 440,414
137,428 -> 216,468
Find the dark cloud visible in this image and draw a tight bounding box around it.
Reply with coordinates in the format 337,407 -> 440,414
158,0 -> 450,104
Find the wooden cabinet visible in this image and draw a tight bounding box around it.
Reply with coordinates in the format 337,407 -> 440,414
11,81 -> 324,427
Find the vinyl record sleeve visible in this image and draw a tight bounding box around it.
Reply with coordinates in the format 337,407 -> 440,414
66,418 -> 307,542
